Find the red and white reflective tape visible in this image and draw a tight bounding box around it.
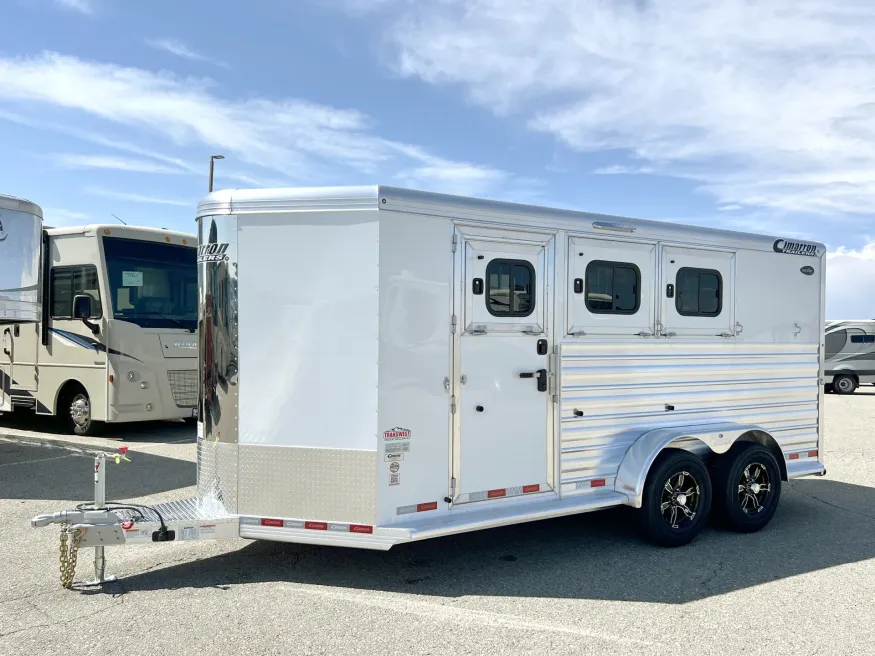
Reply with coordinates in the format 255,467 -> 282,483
466,483 -> 542,503
396,501 -> 438,516
573,478 -> 609,491
788,449 -> 818,461
240,517 -> 374,535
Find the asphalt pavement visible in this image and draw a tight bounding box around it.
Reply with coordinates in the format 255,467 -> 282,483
1,392 -> 873,656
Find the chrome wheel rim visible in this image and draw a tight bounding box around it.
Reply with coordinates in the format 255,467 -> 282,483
70,395 -> 90,428
738,462 -> 771,514
836,377 -> 853,392
660,471 -> 701,529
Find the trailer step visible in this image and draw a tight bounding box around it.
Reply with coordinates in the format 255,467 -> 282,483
396,489 -> 628,542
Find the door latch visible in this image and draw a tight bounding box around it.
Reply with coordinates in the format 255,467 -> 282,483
520,369 -> 548,392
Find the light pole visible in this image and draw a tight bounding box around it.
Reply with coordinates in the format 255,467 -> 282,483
208,155 -> 225,192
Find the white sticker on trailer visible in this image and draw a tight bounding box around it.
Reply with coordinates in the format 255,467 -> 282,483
122,271 -> 144,287
178,526 -> 199,541
384,442 -> 410,454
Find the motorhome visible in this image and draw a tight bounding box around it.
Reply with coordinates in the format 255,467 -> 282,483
824,320 -> 875,394
33,186 -> 827,587
1,209 -> 198,434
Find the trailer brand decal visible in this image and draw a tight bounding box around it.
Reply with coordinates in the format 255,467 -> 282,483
350,524 -> 374,534
305,521 -> 328,530
172,339 -> 198,348
487,488 -> 507,499
383,427 -> 411,441
522,484 -> 540,494
197,242 -> 230,263
800,265 -> 815,276
260,518 -> 283,527
467,484 -> 545,502
773,239 -> 820,257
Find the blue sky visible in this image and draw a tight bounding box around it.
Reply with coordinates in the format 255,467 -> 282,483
1,0 -> 874,317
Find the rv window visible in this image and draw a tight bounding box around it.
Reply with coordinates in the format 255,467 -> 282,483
485,259 -> 535,317
51,266 -> 102,319
850,334 -> 875,344
676,268 -> 722,317
584,261 -> 640,314
825,330 -> 847,358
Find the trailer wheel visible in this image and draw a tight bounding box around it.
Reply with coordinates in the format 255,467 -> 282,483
833,374 -> 857,395
711,442 -> 781,533
639,448 -> 712,547
63,388 -> 100,436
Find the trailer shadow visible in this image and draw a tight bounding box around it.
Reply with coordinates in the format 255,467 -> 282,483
0,437 -> 195,500
0,412 -> 195,444
109,477 -> 875,604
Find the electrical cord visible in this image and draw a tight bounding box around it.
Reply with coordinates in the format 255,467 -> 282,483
76,501 -> 169,534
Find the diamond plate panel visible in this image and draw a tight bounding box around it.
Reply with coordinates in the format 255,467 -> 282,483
196,435 -> 239,513
238,445 -> 377,524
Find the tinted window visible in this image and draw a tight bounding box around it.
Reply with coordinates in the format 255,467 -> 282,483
486,259 -> 534,317
850,334 -> 875,343
825,330 -> 847,358
585,261 -> 640,314
51,266 -> 102,319
676,268 -> 722,317
103,237 -> 197,331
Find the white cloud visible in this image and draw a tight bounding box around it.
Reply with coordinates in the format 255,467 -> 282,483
43,207 -> 93,227
357,0 -> 875,217
0,51 -> 508,196
53,153 -> 190,174
145,39 -> 230,69
827,241 -> 875,319
85,187 -> 191,206
55,0 -> 92,14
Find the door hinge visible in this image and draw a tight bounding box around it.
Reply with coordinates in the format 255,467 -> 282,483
451,314 -> 457,334
450,477 -> 457,496
452,233 -> 458,253
450,395 -> 457,414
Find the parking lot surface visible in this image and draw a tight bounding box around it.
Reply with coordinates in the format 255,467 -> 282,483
1,392 -> 873,656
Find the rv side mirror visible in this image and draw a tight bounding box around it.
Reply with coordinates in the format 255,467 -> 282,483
72,295 -> 100,335
72,295 -> 92,319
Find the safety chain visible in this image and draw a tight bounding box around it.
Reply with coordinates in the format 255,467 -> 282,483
58,524 -> 82,589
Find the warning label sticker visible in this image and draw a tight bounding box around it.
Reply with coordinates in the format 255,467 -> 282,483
384,442 -> 410,455
389,462 -> 400,473
389,473 -> 400,486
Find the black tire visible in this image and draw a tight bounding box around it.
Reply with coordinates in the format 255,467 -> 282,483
63,389 -> 100,436
833,374 -> 857,395
639,448 -> 712,547
712,442 -> 781,533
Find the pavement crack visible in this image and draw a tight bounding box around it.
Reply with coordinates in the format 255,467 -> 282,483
793,489 -> 875,522
699,561 -> 725,591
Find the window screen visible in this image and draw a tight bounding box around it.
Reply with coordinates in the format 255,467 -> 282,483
825,330 -> 847,358
585,260 -> 640,314
486,259 -> 535,317
51,266 -> 102,319
850,334 -> 875,344
676,268 -> 722,317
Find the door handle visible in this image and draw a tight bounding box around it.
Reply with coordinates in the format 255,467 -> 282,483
520,369 -> 547,392
2,328 -> 11,357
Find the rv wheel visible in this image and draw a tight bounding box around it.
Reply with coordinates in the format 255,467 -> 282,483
65,390 -> 100,436
833,374 -> 857,395
711,443 -> 781,533
639,448 -> 712,547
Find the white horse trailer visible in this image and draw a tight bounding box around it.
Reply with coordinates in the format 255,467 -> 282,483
32,186 -> 828,587
1,194 -> 43,413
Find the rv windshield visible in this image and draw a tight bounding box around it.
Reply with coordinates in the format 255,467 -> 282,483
103,236 -> 197,331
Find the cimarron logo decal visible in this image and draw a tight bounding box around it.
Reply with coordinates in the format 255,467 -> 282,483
197,242 -> 229,262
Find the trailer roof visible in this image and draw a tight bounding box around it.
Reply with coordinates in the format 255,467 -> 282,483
46,224 -> 195,243
197,185 -> 825,255
0,193 -> 42,218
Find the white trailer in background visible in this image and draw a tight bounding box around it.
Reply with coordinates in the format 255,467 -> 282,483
33,186 -> 828,587
1,194 -> 43,412
823,320 -> 875,394
1,223 -> 199,434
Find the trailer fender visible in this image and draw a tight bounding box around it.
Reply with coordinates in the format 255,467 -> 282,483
615,422 -> 778,508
